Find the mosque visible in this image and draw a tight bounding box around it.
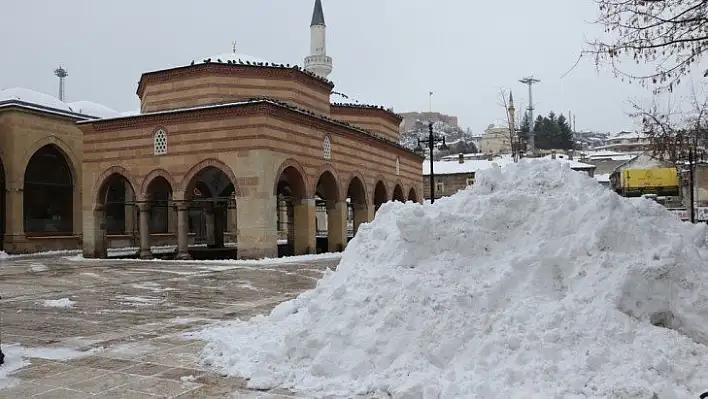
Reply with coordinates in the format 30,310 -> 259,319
0,0 -> 423,259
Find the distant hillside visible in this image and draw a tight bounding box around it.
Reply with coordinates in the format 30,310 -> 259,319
400,118 -> 479,157
573,131 -> 610,150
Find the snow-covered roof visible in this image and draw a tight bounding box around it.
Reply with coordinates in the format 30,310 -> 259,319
425,154 -> 595,176
580,150 -> 639,161
199,52 -> 270,65
595,173 -> 611,183
485,119 -> 509,130
423,156 -> 516,175
0,87 -> 127,120
0,87 -> 73,113
68,101 -> 121,119
121,109 -> 141,117
542,154 -> 596,169
607,131 -> 649,141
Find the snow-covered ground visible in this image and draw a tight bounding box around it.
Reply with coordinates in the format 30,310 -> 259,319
38,298 -> 75,308
194,159 -> 708,398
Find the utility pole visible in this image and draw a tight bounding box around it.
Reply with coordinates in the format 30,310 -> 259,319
690,148 -> 695,223
54,66 -> 68,102
519,75 -> 540,154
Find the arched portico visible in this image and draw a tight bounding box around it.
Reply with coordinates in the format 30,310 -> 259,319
408,187 -> 419,203
346,175 -> 369,236
373,180 -> 389,213
392,184 -> 405,202
314,169 -> 346,253
275,161 -> 310,256
85,168 -> 139,258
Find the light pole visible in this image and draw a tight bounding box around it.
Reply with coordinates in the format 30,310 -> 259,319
415,121 -> 449,203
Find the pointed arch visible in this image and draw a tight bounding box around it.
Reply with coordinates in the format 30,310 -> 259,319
392,183 -> 405,202
273,158 -> 311,199
178,158 -> 241,201
20,136 -> 79,183
407,187 -> 419,203
93,166 -> 139,206
372,176 -> 389,205
313,164 -> 342,201
140,169 -> 177,199
346,171 -> 369,204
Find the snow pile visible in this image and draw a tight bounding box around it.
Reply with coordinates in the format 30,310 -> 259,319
197,160 -> 708,398
0,344 -> 98,390
39,298 -> 75,308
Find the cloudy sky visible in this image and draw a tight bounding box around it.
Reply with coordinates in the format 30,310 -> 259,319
1,0 -> 701,133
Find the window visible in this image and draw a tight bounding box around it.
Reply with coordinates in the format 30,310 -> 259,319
154,129 -> 168,155
396,157 -> 400,176
466,177 -> 475,186
435,180 -> 444,194
323,136 -> 332,160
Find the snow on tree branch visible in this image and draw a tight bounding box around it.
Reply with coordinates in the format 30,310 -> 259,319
589,0 -> 708,91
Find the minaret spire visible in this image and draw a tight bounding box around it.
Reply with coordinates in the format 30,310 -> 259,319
304,0 -> 333,78
311,0 -> 325,26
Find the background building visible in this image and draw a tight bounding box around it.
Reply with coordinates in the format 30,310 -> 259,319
0,0 -> 423,258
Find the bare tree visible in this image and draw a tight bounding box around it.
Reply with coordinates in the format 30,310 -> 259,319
630,85 -> 708,163
498,88 -> 516,154
589,0 -> 708,91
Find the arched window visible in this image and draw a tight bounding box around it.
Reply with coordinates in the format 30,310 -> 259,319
154,129 -> 168,155
396,156 -> 400,176
323,136 -> 332,160
24,145 -> 73,234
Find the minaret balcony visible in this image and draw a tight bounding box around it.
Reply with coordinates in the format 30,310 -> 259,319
305,55 -> 332,65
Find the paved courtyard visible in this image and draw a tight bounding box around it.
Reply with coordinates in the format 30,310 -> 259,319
0,253 -> 340,398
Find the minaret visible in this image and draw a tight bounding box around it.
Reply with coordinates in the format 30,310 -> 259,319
508,91 -> 516,133
508,92 -> 517,157
304,0 -> 333,79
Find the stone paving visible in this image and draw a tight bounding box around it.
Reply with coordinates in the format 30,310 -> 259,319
0,254 -> 340,398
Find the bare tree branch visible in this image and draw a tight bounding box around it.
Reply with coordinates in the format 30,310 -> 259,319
589,0 -> 708,91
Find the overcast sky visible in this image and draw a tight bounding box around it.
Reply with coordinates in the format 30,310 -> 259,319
1,0 -> 702,133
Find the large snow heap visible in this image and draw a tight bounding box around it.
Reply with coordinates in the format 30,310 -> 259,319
197,160 -> 708,398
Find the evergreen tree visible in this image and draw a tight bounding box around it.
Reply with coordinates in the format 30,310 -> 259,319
557,114 -> 574,150
519,112 -> 531,144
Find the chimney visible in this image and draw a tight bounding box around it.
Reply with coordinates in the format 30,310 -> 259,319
551,150 -> 557,160
458,153 -> 464,164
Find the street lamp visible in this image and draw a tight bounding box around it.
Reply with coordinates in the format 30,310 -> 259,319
415,121 -> 449,203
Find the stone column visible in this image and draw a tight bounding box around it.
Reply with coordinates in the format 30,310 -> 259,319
327,201 -> 348,252
137,203 -> 153,259
236,195 -> 278,259
168,197 -> 178,235
124,185 -> 135,235
84,205 -> 108,259
227,203 -> 238,245
293,199 -> 316,255
175,203 -> 191,260
213,206 -> 226,248
205,205 -> 216,248
353,202 -> 371,235
4,182 -> 24,249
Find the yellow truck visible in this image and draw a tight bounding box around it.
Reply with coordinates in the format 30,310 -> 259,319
615,168 -> 679,197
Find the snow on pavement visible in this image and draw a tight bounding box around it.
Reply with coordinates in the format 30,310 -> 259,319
194,159 -> 708,398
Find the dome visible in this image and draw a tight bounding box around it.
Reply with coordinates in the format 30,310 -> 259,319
197,52 -> 272,65
0,87 -> 72,112
69,101 -> 122,118
486,119 -> 510,130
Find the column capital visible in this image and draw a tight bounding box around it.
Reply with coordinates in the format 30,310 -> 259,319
174,202 -> 191,212
137,203 -> 151,212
